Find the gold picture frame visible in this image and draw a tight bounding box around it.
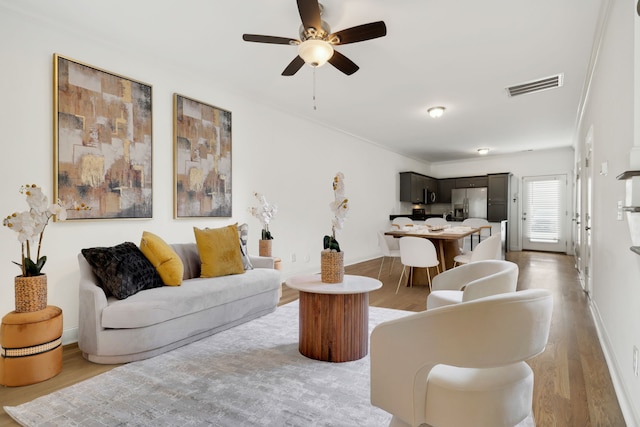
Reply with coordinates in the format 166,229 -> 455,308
173,94 -> 232,218
53,54 -> 153,219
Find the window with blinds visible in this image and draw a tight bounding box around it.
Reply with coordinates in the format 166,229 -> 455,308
526,179 -> 561,243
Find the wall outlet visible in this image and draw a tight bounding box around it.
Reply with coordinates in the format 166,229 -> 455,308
304,254 -> 310,263
290,253 -> 296,263
633,346 -> 639,377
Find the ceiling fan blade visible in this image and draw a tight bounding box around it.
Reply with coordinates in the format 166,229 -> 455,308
328,51 -> 359,76
297,0 -> 322,31
329,21 -> 387,45
282,56 -> 306,76
242,34 -> 298,45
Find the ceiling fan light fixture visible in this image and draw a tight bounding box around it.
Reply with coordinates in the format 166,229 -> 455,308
298,39 -> 334,67
477,148 -> 490,155
427,106 -> 445,118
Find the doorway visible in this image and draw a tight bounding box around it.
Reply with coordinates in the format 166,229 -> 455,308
522,175 -> 568,252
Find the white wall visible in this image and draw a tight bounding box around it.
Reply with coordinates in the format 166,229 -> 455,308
0,7 -> 429,343
429,147 -> 574,179
576,0 -> 640,424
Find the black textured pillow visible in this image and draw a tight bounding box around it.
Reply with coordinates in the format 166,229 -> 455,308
82,242 -> 164,300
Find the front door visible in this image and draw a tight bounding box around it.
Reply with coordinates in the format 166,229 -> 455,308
522,175 -> 568,252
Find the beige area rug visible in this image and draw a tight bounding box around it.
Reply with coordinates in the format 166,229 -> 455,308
4,301 -> 535,426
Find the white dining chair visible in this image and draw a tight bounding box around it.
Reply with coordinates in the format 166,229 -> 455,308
377,231 -> 401,279
396,236 -> 440,293
391,217 -> 414,228
461,218 -> 491,249
425,217 -> 448,227
453,233 -> 502,266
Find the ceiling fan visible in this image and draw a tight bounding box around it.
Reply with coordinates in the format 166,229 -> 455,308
242,0 -> 387,76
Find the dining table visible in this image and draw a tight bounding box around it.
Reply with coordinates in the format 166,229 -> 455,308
385,225 -> 480,275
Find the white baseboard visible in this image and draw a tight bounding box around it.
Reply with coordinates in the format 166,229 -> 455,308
589,298 -> 640,427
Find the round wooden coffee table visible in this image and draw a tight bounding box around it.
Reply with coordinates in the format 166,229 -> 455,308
285,274 -> 382,363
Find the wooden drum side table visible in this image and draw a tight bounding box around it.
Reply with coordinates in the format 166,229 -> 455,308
285,274 -> 382,363
0,306 -> 63,387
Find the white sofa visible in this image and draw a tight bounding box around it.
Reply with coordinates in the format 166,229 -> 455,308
78,243 -> 281,364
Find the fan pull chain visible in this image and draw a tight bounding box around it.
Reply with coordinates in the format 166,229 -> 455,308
313,67 -> 317,110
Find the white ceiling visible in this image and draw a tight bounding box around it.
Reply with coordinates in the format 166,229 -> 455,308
6,0 -> 606,162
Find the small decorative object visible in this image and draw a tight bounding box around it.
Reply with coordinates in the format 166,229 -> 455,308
248,192 -> 278,257
258,239 -> 273,258
3,184 -> 86,312
321,250 -> 344,284
321,172 -> 349,283
14,275 -> 47,313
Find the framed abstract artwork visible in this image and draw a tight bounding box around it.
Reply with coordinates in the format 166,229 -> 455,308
53,54 -> 153,220
174,94 -> 232,218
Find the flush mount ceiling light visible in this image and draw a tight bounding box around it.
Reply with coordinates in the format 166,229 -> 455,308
297,39 -> 334,67
427,106 -> 445,118
477,148 -> 490,155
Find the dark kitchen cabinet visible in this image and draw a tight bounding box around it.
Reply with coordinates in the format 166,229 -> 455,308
400,172 -> 439,204
424,177 -> 438,203
424,177 -> 437,192
455,176 -> 488,188
487,173 -> 510,221
400,172 -> 427,204
437,179 -> 456,203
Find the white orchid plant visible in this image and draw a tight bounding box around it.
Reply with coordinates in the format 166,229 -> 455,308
248,192 -> 278,240
324,172 -> 349,252
3,184 -> 87,277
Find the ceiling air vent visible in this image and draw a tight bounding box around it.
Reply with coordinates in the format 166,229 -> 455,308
506,73 -> 564,97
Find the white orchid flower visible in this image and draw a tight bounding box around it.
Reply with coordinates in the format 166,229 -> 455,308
6,211 -> 37,244
249,192 -> 278,239
325,173 -> 349,252
3,184 -> 79,276
23,185 -> 49,213
49,200 -> 68,221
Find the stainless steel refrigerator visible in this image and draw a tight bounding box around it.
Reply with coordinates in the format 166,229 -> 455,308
451,187 -> 488,220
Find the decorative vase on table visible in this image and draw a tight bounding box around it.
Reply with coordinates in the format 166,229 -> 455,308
14,274 -> 47,313
321,250 -> 344,283
259,239 -> 273,257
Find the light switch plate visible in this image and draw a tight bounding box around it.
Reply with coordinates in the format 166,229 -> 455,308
618,201 -> 624,221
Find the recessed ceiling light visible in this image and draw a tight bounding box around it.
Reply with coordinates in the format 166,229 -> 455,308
427,106 -> 445,118
477,148 -> 490,155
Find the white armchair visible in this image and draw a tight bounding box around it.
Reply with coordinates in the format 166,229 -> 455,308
426,259 -> 518,309
371,289 -> 553,427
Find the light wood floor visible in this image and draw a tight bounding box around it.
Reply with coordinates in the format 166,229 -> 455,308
0,251 -> 626,426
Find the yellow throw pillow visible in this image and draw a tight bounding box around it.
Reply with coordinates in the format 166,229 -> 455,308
194,224 -> 245,278
140,231 -> 184,286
